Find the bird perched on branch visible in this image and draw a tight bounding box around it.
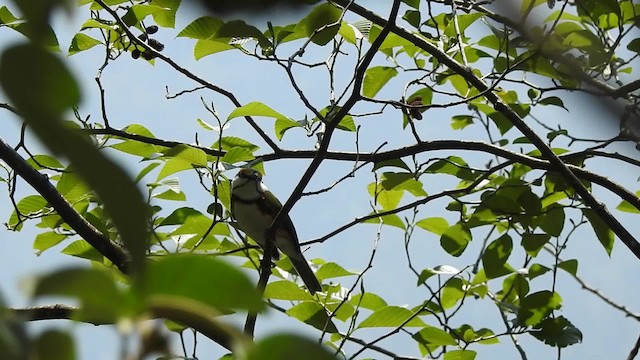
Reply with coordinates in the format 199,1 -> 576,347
231,168 -> 322,294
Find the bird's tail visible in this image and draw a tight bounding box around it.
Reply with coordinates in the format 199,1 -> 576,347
289,256 -> 322,295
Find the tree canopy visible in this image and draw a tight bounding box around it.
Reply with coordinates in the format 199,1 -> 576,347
1,0 -> 640,359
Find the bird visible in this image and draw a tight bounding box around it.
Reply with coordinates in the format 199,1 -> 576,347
230,168 -> 322,294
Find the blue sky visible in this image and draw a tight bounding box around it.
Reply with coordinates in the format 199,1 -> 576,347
1,1 -> 640,359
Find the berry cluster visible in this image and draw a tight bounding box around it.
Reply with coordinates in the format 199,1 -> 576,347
130,25 -> 164,60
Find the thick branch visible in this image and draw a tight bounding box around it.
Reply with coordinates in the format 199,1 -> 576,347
0,136 -> 130,274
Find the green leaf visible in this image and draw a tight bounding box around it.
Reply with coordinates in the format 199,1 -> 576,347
539,206 -> 565,236
443,349 -> 476,360
27,154 -> 64,170
33,267 -> 123,322
228,101 -> 287,120
0,6 -> 19,24
539,96 -> 568,111
451,115 -> 474,130
299,3 -> 341,45
517,290 -> 562,326
68,33 -> 101,55
275,117 -> 302,140
412,326 -> 458,346
8,195 -> 48,229
193,39 -> 236,59
286,302 -> 339,333
441,278 -> 465,309
362,66 -> 398,98
33,231 -> 67,255
246,334 -> 336,360
530,316 -> 583,347
35,329 -> 75,360
372,158 -> 411,171
521,233 -> 551,257
529,263 -> 551,279
150,0 -> 180,28
416,217 -> 449,236
147,254 -> 263,311
363,212 -> 406,229
264,280 -> 313,301
358,306 -> 426,328
211,136 -> 259,152
557,259 -> 578,276
216,20 -> 272,48
61,240 -> 103,262
440,223 -> 471,257
482,234 -> 513,279
349,292 -> 388,310
616,192 -> 640,213
163,145 -> 207,166
582,209 -> 614,255
316,262 -> 357,280
222,147 -> 255,164
178,16 -> 223,39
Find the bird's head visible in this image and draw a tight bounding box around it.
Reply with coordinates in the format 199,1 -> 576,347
231,168 -> 267,199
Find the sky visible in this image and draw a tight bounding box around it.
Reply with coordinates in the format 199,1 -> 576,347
1,1 -> 640,360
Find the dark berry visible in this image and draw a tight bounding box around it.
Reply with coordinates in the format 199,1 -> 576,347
131,49 -> 141,59
138,33 -> 148,41
147,25 -> 159,34
147,38 -> 165,52
141,51 -> 155,60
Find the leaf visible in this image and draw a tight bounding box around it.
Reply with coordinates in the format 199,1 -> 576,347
178,16 -> 223,39
68,33 -> 101,55
194,39 -> 236,59
33,267 -> 123,322
33,231 -> 67,255
358,306 -> 426,328
441,278 -> 465,309
416,217 -> 449,236
275,117 -> 302,140
228,101 -> 287,120
443,349 -> 476,360
517,290 -> 562,326
35,330 -> 75,360
362,66 -> 398,98
530,316 -> 583,347
150,0 -> 180,28
557,259 -> 578,276
363,212 -> 406,229
61,240 -> 103,262
440,223 -> 471,257
539,96 -> 568,111
316,262 -> 356,280
211,136 -> 259,152
147,254 -> 263,311
521,233 -> 551,257
482,234 -> 513,279
412,326 -> 458,347
539,206 -> 565,237
616,192 -> 640,213
582,209 -> 614,256
349,292 -> 388,310
264,280 -> 313,301
246,334 -> 336,360
299,3 -> 341,45
286,302 -> 338,333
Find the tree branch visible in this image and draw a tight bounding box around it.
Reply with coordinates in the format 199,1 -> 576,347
0,136 -> 130,274
332,0 -> 640,260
